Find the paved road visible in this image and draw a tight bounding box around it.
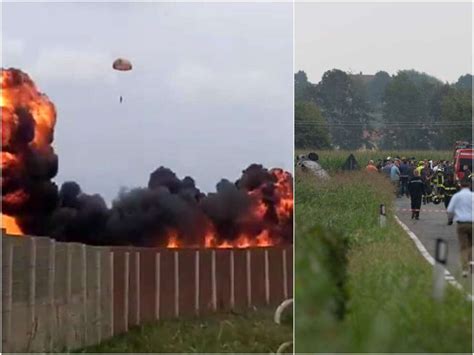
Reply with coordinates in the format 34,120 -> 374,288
395,197 -> 472,290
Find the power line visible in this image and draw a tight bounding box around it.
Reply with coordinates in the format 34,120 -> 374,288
295,123 -> 471,127
296,120 -> 471,124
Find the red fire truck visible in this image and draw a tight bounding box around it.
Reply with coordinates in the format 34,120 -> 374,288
453,141 -> 473,182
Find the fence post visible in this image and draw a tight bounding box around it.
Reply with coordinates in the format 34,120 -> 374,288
230,250 -> 235,310
109,251 -> 114,338
211,250 -> 217,312
246,250 -> 252,308
264,249 -> 270,305
195,250 -> 200,316
95,250 -> 102,343
81,244 -> 87,346
135,252 -> 140,325
174,251 -> 180,318
48,238 -> 56,351
27,237 -> 37,350
379,203 -> 387,227
65,243 -> 72,351
3,241 -> 13,351
124,252 -> 129,331
433,238 -> 448,301
282,248 -> 288,300
154,252 -> 160,321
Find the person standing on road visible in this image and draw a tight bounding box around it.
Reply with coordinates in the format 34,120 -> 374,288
447,179 -> 473,277
382,158 -> 393,176
420,161 -> 434,203
399,158 -> 410,197
408,169 -> 425,220
390,159 -> 401,197
442,173 -> 458,209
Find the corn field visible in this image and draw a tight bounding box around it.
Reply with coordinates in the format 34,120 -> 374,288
296,150 -> 452,172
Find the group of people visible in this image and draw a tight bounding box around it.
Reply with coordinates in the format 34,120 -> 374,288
366,156 -> 473,277
366,157 -> 468,218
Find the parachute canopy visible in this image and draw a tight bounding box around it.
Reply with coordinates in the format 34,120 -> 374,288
113,58 -> 132,71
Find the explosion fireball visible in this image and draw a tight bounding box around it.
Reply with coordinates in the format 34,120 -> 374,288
1,68 -> 293,248
1,68 -> 58,235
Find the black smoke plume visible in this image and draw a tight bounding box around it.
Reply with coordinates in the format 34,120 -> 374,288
44,164 -> 292,247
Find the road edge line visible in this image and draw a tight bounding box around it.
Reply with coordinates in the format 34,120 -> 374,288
394,215 -> 474,302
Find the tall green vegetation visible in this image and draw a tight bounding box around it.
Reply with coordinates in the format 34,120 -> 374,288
77,309 -> 292,353
295,69 -> 472,150
295,150 -> 451,172
296,171 -> 472,352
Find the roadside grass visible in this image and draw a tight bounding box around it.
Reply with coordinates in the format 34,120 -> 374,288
296,171 -> 472,353
75,308 -> 293,353
296,150 -> 451,172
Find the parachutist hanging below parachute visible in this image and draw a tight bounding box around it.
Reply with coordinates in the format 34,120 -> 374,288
113,58 -> 132,103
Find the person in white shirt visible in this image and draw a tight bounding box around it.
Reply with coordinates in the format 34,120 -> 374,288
447,179 -> 473,277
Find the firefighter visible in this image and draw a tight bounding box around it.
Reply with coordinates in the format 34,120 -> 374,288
442,173 -> 458,208
420,161 -> 434,204
408,169 -> 426,220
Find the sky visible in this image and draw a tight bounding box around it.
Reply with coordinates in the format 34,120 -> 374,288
296,2 -> 472,84
2,2 -> 293,204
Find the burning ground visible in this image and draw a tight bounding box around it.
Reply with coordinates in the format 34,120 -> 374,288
1,68 -> 293,248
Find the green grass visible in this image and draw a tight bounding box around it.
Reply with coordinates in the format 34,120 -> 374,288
296,171 -> 472,353
296,149 -> 452,172
75,308 -> 293,353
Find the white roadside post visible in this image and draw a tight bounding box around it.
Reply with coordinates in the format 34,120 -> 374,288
379,204 -> 387,227
433,238 -> 448,301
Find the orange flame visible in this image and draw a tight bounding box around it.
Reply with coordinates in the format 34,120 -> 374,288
272,168 -> 293,220
202,229 -> 276,249
1,214 -> 23,236
1,69 -> 56,150
165,168 -> 293,249
166,232 -> 180,248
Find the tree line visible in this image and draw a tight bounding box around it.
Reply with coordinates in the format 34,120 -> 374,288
295,69 -> 472,150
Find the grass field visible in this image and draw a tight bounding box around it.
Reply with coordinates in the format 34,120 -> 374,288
75,308 -> 293,353
296,149 -> 452,172
295,170 -> 472,353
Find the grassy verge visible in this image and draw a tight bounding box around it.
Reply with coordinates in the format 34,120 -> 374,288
75,308 -> 293,353
296,150 -> 451,172
296,171 -> 472,353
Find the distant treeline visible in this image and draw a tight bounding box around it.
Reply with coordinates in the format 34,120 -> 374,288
295,69 -> 472,150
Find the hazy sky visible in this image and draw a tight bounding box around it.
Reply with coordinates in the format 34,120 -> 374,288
296,2 -> 472,84
2,2 -> 293,203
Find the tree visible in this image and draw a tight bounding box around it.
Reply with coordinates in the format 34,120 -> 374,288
295,71 -> 317,103
428,84 -> 453,148
381,72 -> 427,149
315,69 -> 370,149
381,70 -> 447,149
295,101 -> 331,149
440,89 -> 472,146
455,74 -> 472,92
398,69 -> 443,87
367,71 -> 391,107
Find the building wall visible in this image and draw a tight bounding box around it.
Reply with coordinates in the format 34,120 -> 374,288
1,232 -> 292,353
